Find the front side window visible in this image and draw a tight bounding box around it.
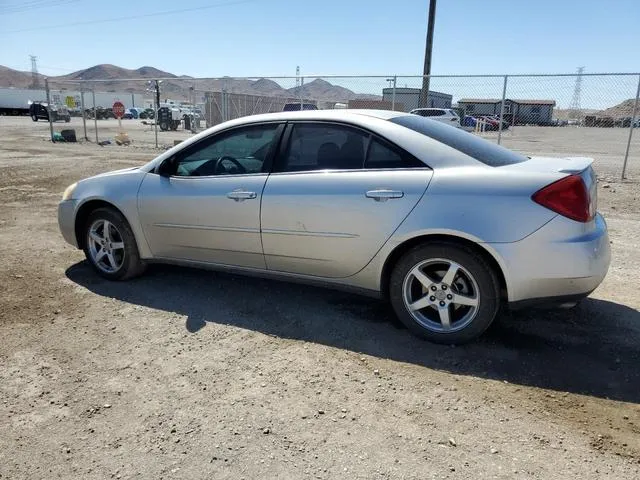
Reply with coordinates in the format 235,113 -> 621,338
174,124 -> 279,176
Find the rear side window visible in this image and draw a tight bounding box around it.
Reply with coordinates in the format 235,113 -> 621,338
282,124 -> 367,171
279,123 -> 425,172
365,138 -> 424,169
391,115 -> 527,166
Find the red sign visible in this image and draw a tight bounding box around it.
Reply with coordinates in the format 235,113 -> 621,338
112,101 -> 125,118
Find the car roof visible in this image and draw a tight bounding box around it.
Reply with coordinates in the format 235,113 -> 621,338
224,109 -> 406,124
145,108 -> 493,172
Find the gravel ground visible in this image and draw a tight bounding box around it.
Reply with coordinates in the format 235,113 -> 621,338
1,117 -> 639,479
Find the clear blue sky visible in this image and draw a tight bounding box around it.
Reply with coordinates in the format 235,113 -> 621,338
1,0 -> 638,77
1,0 -> 639,109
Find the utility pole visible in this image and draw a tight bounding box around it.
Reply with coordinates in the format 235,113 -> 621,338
418,0 -> 437,108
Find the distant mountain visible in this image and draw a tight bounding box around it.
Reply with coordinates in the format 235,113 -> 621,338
0,64 -> 381,103
59,64 -> 177,81
0,65 -> 44,88
289,79 -> 358,102
596,98 -> 638,118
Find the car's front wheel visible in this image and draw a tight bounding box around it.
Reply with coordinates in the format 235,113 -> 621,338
83,207 -> 146,280
389,242 -> 500,344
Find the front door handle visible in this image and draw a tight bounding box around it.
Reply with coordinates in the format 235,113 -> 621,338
365,189 -> 404,202
227,190 -> 257,201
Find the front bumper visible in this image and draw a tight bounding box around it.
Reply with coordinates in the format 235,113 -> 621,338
490,213 -> 611,303
58,200 -> 78,248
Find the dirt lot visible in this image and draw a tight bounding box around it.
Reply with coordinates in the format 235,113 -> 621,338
1,117 -> 639,479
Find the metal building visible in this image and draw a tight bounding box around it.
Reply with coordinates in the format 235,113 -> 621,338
457,98 -> 556,126
382,87 -> 452,112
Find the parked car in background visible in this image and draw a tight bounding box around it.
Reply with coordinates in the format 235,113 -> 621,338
141,108 -> 155,119
475,116 -> 500,131
58,110 -> 610,345
128,108 -> 142,119
123,109 -> 134,120
485,114 -> 510,130
409,108 -> 461,128
283,103 -> 318,111
29,102 -> 71,122
85,107 -> 115,120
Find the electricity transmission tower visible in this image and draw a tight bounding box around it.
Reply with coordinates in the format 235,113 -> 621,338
295,66 -> 301,88
568,66 -> 585,121
30,55 -> 40,89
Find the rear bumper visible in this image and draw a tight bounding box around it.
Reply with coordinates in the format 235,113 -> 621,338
508,292 -> 593,310
58,200 -> 78,248
490,213 -> 610,303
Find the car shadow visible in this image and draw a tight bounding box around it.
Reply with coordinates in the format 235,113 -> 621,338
66,262 -> 640,404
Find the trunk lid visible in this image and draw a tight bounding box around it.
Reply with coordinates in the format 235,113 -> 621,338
502,155 -> 594,174
509,156 -> 598,220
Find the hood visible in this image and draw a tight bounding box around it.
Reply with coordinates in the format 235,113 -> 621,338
86,166 -> 141,180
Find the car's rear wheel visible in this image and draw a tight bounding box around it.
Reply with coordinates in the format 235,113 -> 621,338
83,207 -> 146,281
31,114 -> 38,122
389,242 -> 500,344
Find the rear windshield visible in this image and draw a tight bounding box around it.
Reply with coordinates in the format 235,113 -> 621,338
391,115 -> 527,167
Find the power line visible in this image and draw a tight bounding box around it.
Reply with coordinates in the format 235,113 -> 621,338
2,0 -> 80,14
2,0 -> 257,33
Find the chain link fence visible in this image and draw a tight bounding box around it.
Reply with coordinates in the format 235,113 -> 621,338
42,73 -> 640,179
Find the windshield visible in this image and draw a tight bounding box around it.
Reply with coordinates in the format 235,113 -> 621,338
390,115 -> 527,167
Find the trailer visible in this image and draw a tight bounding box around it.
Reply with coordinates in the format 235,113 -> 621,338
0,87 -> 45,116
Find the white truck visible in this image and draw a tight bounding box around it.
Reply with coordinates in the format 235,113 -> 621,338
0,87 -> 46,116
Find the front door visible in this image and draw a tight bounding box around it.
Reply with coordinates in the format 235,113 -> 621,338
261,122 -> 433,278
137,122 -> 283,268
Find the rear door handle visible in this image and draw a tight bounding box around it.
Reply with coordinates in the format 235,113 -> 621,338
365,189 -> 404,201
227,190 -> 257,201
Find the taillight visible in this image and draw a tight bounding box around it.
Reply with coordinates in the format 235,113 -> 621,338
532,175 -> 592,222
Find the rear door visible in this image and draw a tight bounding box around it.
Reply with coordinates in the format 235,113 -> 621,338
260,122 -> 433,278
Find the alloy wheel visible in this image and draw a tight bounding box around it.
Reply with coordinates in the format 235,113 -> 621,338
402,258 -> 480,333
87,219 -> 125,274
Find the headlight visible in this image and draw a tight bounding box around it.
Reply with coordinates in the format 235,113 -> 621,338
62,182 -> 78,201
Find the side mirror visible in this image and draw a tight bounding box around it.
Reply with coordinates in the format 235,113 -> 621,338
157,157 -> 176,177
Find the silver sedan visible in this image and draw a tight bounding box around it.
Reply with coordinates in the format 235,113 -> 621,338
58,110 -> 610,344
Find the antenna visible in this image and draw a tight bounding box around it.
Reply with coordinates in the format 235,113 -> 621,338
30,55 -> 40,89
568,66 -> 585,121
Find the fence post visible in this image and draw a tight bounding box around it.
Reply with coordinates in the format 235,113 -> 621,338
92,88 -> 98,144
44,78 -> 54,142
391,76 -> 397,111
300,77 -> 304,110
497,75 -> 508,145
622,74 -> 640,179
80,89 -> 88,141
154,80 -> 159,149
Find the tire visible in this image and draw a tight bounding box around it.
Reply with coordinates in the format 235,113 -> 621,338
389,242 -> 500,344
65,116 -> 70,122
159,121 -> 169,131
82,207 -> 146,281
31,114 -> 38,122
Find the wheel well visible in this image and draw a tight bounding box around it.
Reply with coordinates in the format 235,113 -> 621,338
74,200 -> 124,249
380,234 -> 508,300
